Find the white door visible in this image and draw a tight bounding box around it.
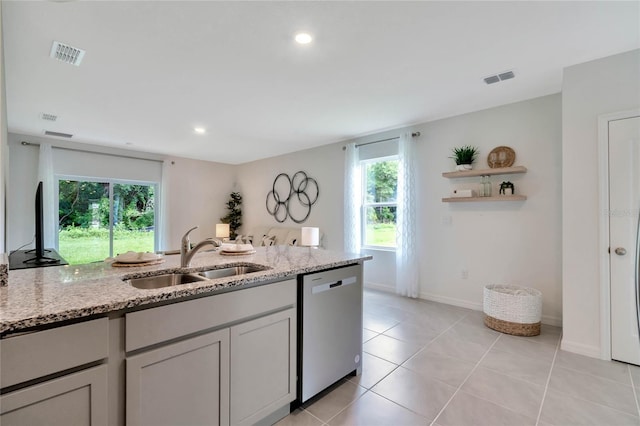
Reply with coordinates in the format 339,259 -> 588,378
610,115 -> 640,365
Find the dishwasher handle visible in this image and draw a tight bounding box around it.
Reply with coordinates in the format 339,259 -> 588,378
311,276 -> 357,294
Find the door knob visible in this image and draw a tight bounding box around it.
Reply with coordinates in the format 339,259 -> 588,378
615,247 -> 627,256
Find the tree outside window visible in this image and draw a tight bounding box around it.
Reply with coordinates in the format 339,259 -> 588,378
58,179 -> 157,264
362,157 -> 398,248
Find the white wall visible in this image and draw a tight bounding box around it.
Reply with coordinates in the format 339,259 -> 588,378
562,49 -> 640,357
162,155 -> 236,249
417,94 -> 562,325
237,94 -> 563,325
6,133 -> 236,253
235,142 -> 345,251
0,2 -> 7,253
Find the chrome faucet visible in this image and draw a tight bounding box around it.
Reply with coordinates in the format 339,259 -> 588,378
180,226 -> 222,267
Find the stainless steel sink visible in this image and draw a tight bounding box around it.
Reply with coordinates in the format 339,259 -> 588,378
198,265 -> 266,279
127,265 -> 268,289
129,273 -> 206,290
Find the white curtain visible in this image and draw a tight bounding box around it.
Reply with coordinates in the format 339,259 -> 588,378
37,143 -> 57,249
157,160 -> 170,251
344,143 -> 361,253
396,133 -> 419,297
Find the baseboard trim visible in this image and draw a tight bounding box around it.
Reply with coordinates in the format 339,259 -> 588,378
541,315 -> 562,327
364,282 -> 394,293
561,339 -> 603,359
365,286 -> 563,327
419,291 -> 482,311
418,291 -> 563,327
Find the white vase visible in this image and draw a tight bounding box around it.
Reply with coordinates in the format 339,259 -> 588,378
456,164 -> 473,171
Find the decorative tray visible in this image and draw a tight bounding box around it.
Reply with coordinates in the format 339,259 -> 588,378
488,146 -> 515,168
220,250 -> 256,256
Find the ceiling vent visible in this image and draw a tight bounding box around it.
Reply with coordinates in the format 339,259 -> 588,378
498,71 -> 515,81
483,75 -> 500,85
50,41 -> 85,66
40,113 -> 58,122
484,70 -> 516,85
44,130 -> 73,138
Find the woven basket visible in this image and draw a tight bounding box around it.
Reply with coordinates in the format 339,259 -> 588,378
483,285 -> 542,336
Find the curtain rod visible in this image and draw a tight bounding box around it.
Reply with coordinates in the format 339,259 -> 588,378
342,132 -> 420,150
20,141 -> 164,164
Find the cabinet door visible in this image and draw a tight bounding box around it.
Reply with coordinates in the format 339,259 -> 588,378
230,308 -> 296,426
126,329 -> 230,426
0,365 -> 108,426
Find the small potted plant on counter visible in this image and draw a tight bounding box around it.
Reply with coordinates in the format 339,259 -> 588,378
450,145 -> 479,171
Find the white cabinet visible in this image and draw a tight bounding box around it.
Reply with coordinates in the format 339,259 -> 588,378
230,308 -> 296,426
0,365 -> 108,426
0,318 -> 110,426
1,318 -> 109,389
0,278 -> 299,426
124,279 -> 297,426
126,329 -> 230,426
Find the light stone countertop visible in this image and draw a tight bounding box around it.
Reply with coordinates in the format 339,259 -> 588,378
1,246 -> 372,335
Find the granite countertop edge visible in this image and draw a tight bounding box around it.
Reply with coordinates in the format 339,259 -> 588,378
1,247 -> 372,335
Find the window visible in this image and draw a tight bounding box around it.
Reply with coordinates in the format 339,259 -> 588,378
57,178 -> 157,264
361,156 -> 398,249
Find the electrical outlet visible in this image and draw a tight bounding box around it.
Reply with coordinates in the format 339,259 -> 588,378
461,269 -> 469,279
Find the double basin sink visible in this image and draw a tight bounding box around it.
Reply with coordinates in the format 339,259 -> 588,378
127,265 -> 268,290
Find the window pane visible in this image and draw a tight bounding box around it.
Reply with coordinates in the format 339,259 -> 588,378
58,180 -> 110,264
365,206 -> 397,247
58,181 -> 156,265
365,160 -> 398,203
113,184 -> 155,256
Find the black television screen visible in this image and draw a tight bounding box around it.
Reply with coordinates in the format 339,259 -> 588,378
23,181 -> 59,265
34,180 -> 44,259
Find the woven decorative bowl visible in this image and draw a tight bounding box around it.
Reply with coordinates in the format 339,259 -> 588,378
483,284 -> 542,336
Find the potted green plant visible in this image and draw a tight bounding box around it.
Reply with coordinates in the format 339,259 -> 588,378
220,192 -> 242,239
450,145 -> 479,171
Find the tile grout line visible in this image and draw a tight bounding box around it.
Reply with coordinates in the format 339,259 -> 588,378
321,389 -> 371,426
342,301 -> 470,425
400,311 -> 472,366
628,365 -> 640,418
429,332 -> 503,426
551,360 -> 639,387
534,332 -> 562,426
367,386 -> 431,422
299,406 -> 329,425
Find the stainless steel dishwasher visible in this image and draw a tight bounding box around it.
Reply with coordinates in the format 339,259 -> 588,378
297,264 -> 363,403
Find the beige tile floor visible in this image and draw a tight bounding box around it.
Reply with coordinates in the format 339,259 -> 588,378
277,289 -> 640,426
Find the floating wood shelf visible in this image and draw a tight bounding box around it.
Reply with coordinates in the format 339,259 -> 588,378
442,195 -> 527,203
442,166 -> 527,178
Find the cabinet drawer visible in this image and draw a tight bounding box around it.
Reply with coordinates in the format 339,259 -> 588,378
0,365 -> 108,426
1,318 -> 109,389
126,279 -> 296,352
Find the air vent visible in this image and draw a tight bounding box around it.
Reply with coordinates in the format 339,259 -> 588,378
484,75 -> 500,85
41,113 -> 58,122
498,71 -> 515,81
484,70 -> 516,85
44,130 -> 73,138
50,41 -> 85,66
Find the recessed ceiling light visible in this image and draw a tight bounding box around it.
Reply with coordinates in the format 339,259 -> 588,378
194,127 -> 206,134
294,33 -> 313,44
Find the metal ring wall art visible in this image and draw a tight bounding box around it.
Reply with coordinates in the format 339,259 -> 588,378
266,171 -> 319,223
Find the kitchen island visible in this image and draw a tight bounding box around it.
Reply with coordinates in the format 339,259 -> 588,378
0,246 -> 371,426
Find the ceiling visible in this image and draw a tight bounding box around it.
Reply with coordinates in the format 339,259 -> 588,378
3,1 -> 639,164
